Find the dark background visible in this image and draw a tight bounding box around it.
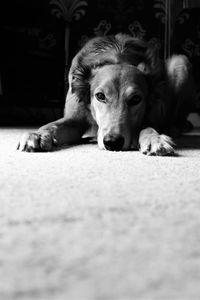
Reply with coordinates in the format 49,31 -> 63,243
0,0 -> 200,125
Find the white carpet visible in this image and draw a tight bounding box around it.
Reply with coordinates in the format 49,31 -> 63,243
1,128 -> 200,300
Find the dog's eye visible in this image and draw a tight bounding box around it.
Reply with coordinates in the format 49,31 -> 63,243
128,94 -> 142,106
95,92 -> 106,103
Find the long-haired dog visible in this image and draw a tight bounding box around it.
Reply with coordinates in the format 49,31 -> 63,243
17,34 -> 196,155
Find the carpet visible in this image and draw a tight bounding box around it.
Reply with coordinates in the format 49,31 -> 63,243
1,127 -> 200,300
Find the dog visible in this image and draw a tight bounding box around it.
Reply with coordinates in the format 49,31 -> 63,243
17,33 -> 196,155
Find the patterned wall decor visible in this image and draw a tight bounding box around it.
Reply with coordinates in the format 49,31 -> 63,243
68,0 -> 164,61
61,0 -> 200,66
50,0 -> 88,65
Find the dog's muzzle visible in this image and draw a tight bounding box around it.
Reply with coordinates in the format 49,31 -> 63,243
103,134 -> 124,151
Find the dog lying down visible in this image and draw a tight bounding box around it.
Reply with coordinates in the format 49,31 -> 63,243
17,33 -> 196,155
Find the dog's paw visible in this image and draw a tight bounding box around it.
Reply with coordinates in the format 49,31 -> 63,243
17,130 -> 57,152
139,129 -> 175,156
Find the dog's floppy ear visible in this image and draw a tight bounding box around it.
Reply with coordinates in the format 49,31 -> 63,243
145,43 -> 163,76
135,40 -> 162,76
137,43 -> 164,87
70,35 -> 118,102
137,62 -> 151,75
71,60 -> 91,102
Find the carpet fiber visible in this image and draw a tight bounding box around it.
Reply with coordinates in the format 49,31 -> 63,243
1,128 -> 200,300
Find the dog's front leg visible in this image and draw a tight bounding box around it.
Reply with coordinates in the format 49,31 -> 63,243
17,117 -> 88,152
17,90 -> 90,152
139,127 -> 175,156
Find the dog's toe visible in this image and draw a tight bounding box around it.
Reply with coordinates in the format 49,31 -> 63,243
140,134 -> 175,156
151,136 -> 174,156
17,131 -> 55,152
17,132 -> 41,152
140,144 -> 151,155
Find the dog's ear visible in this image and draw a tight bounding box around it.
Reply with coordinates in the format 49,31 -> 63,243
145,43 -> 163,76
137,62 -> 151,75
71,62 -> 91,102
136,62 -> 153,107
135,40 -> 162,77
137,43 -> 164,87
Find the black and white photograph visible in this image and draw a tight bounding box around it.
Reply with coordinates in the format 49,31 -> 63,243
1,0 -> 200,299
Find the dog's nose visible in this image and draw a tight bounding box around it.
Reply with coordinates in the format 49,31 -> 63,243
103,134 -> 124,151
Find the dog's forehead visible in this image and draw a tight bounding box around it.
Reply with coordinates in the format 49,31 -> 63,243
91,64 -> 147,88
120,65 -> 147,85
90,64 -> 148,101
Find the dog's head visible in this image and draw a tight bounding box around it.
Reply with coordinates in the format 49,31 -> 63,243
70,34 -> 161,151
90,64 -> 149,151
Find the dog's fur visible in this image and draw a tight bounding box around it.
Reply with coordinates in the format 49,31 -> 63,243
17,34 -> 196,155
